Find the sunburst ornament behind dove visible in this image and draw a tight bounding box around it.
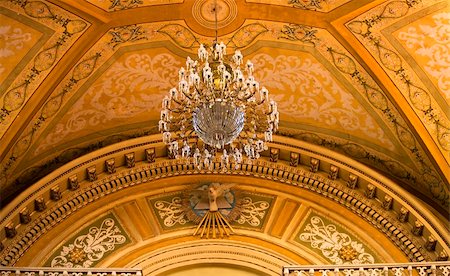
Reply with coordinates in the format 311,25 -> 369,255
186,183 -> 239,238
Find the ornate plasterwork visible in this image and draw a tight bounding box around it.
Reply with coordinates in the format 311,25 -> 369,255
1,19 -> 447,212
0,0 -> 88,136
296,214 -> 377,264
150,186 -> 273,231
347,0 -> 450,160
396,11 -> 450,102
46,214 -> 130,268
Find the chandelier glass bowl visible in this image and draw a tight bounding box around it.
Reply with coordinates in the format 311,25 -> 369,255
159,42 -> 279,170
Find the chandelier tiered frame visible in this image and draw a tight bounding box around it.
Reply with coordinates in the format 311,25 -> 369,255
159,42 -> 279,170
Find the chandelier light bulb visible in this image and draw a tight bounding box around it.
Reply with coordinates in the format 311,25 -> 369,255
159,42 -> 279,170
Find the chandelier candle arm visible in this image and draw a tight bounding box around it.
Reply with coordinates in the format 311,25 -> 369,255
159,42 -> 279,170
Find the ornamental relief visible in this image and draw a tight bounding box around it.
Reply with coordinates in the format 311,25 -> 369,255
296,215 -> 378,265
46,215 -> 130,268
150,184 -> 273,232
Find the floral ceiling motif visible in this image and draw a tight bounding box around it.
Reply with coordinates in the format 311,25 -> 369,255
347,0 -> 450,160
0,0 -> 88,137
85,0 -> 183,11
46,214 -> 130,268
396,11 -> 450,103
296,213 -> 378,264
149,185 -> 273,232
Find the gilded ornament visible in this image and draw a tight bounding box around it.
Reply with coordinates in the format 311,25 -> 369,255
50,186 -> 62,201
425,236 -> 437,251
398,207 -> 409,222
338,245 -> 358,261
19,208 -> 31,224
105,159 -> 116,174
67,247 -> 86,264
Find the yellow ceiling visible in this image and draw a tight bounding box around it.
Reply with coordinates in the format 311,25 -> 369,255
0,0 -> 448,220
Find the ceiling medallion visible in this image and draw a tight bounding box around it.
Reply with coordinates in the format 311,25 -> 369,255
192,0 -> 237,29
160,1 -> 278,170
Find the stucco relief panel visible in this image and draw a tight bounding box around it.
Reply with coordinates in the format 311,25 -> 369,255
295,212 -> 380,264
396,11 -> 450,102
45,213 -> 131,268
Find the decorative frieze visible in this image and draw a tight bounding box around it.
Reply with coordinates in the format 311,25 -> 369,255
68,175 -> 79,190
125,153 -> 135,168
105,159 -> 116,174
310,158 -> 319,173
328,165 -> 339,180
87,166 -> 97,182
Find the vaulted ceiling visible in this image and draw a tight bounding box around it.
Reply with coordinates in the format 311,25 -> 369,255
0,0 -> 449,271
1,0 -> 448,214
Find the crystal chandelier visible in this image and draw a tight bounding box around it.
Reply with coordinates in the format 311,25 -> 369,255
159,6 -> 278,170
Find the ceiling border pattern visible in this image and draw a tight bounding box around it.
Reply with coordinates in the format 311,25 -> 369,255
0,136 -> 448,265
0,0 -> 88,136
346,0 -> 450,161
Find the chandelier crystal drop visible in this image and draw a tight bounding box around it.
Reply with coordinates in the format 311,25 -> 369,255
159,42 -> 279,170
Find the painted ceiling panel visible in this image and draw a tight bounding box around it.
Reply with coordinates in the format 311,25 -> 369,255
0,0 -> 448,215
0,0 -> 88,138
